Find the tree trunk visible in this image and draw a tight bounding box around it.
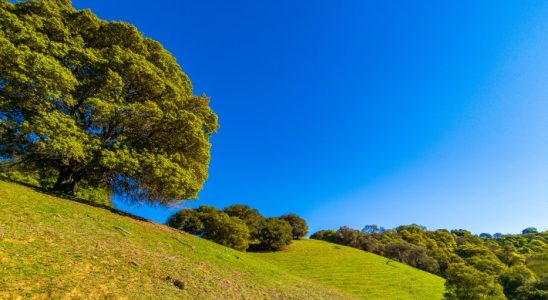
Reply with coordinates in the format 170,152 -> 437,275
52,166 -> 81,194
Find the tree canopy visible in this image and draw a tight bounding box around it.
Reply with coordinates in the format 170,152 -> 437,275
0,0 -> 218,204
255,217 -> 293,251
280,213 -> 308,240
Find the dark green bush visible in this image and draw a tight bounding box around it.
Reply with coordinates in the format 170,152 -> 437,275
254,217 -> 293,251
168,205 -> 308,252
280,213 -> 308,240
201,212 -> 250,251
166,209 -> 204,235
224,204 -> 265,243
310,229 -> 339,243
167,206 -> 250,251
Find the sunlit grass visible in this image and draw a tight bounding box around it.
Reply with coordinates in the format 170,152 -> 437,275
0,180 -> 445,299
0,180 -> 350,299
251,239 -> 446,300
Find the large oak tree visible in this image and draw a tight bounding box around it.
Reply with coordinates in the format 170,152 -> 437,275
0,0 -> 218,203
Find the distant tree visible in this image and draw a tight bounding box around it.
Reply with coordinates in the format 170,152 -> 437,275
383,241 -> 413,263
224,205 -> 265,241
397,224 -> 427,232
362,225 -> 382,234
498,243 -> 525,267
310,230 -> 339,243
522,228 -> 538,235
466,255 -> 507,276
280,213 -> 308,240
480,233 -> 493,239
0,0 -> 218,203
493,233 -> 503,239
498,265 -> 537,299
335,226 -> 365,248
451,229 -> 473,237
357,235 -> 380,253
444,263 -> 505,300
514,277 -> 548,300
166,209 -> 204,235
254,218 -> 292,251
406,246 -> 440,274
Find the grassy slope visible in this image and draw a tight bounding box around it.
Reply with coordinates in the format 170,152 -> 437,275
0,181 -> 351,300
251,239 -> 446,300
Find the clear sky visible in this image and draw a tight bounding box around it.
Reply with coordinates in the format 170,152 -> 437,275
73,0 -> 548,235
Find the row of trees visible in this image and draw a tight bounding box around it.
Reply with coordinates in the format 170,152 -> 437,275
311,225 -> 547,299
167,205 -> 308,252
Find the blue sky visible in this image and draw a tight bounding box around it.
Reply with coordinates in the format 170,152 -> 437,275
73,0 -> 548,235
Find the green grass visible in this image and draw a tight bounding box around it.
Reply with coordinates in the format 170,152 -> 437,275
0,180 -> 350,299
251,239 -> 446,300
0,180 -> 445,299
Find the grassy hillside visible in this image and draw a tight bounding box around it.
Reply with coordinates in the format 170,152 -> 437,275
251,239 -> 446,300
0,180 -> 445,299
0,180 -> 351,299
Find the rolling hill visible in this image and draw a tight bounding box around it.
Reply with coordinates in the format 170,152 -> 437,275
251,239 -> 446,299
0,180 -> 445,299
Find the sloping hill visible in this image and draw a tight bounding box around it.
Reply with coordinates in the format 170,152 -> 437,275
0,180 -> 351,299
0,180 -> 445,299
251,239 -> 446,300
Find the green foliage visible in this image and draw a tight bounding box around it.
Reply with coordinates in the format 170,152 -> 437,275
168,205 -> 304,252
255,217 -> 293,251
310,229 -> 339,243
0,0 -> 218,203
166,208 -> 204,235
73,180 -> 111,206
499,265 -> 537,299
201,212 -> 250,252
522,228 -> 538,235
444,263 -> 505,300
167,206 -> 249,251
383,241 -> 440,274
223,204 -> 265,242
451,229 -> 473,237
280,213 -> 308,240
0,169 -> 41,187
514,277 -> 548,300
383,241 -> 413,262
480,233 -> 494,239
526,252 -> 548,280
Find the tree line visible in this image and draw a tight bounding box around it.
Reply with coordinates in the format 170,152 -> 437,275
311,225 -> 547,299
167,204 -> 308,252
